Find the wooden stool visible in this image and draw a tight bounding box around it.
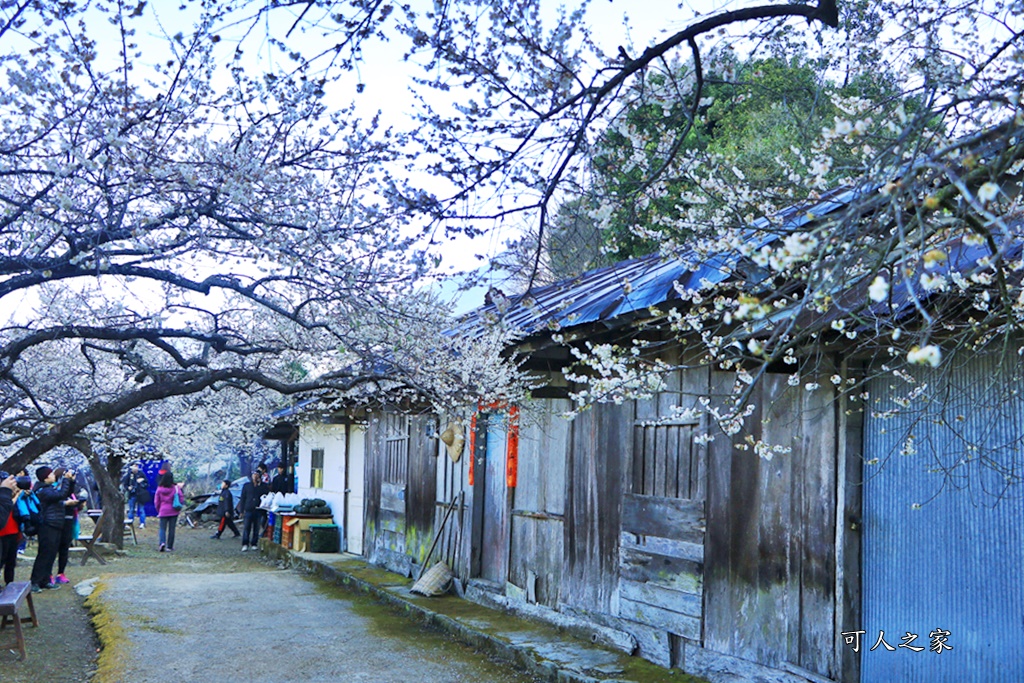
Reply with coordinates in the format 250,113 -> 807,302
0,582 -> 39,660
78,509 -> 107,565
124,517 -> 138,545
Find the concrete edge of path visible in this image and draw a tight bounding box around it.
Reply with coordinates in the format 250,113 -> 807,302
82,578 -> 131,683
258,540 -> 705,683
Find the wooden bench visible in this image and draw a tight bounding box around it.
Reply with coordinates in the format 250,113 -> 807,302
0,581 -> 39,660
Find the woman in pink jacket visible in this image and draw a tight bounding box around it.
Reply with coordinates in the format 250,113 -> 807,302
153,471 -> 184,552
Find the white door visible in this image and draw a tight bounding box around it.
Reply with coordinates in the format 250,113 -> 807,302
346,425 -> 366,555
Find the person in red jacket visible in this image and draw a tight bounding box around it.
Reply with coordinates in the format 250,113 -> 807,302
0,473 -> 20,588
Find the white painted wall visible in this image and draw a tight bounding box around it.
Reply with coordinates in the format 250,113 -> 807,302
295,421 -> 365,555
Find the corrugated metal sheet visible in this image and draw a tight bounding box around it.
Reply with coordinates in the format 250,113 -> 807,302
867,232 -> 1024,323
271,397 -> 320,419
452,185 -> 869,338
862,351 -> 1024,682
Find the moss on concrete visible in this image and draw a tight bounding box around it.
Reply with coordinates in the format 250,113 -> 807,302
84,578 -> 131,683
262,541 -> 709,683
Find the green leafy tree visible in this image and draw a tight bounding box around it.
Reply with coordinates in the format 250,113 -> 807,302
585,50 -> 915,261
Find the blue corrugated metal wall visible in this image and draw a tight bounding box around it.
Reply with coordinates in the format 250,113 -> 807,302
862,352 -> 1024,682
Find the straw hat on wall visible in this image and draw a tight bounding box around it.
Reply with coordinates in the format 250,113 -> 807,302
439,422 -> 465,462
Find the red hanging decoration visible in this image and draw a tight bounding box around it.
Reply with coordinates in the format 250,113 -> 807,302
506,405 -> 519,488
468,414 -> 477,486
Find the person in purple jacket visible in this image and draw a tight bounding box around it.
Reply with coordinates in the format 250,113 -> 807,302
153,471 -> 184,552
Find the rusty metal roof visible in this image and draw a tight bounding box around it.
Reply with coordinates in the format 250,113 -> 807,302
453,184 -> 866,338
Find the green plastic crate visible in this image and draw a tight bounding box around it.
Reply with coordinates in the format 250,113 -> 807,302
309,523 -> 340,553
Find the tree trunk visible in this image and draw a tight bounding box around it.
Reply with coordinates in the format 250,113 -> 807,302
72,438 -> 126,549
101,453 -> 126,548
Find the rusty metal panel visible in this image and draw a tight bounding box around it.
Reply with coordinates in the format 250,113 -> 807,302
862,352 -> 1024,682
450,186 -> 868,341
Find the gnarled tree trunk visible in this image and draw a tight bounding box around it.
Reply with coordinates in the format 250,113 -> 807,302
71,438 -> 126,549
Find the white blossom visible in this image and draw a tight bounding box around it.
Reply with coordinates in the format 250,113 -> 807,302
868,276 -> 889,303
907,345 -> 942,367
977,182 -> 1000,203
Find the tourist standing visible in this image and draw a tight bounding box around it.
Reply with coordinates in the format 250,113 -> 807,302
52,468 -> 84,585
0,474 -> 19,588
14,471 -> 39,554
153,471 -> 184,552
30,467 -> 73,592
270,463 -> 290,494
121,462 -> 149,529
238,471 -> 268,552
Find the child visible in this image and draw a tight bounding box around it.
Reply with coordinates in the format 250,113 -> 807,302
210,480 -> 240,540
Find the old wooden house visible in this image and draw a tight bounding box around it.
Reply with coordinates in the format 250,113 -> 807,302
293,164 -> 1024,681
357,253 -> 856,682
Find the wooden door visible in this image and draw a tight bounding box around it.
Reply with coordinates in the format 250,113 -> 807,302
617,364 -> 708,666
479,413 -> 510,584
345,425 -> 366,555
704,372 -> 838,679
376,413 -> 410,574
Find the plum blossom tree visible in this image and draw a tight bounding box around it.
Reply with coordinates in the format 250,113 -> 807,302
0,0 -> 527,477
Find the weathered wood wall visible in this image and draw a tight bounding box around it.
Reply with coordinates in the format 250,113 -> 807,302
563,401 -> 632,614
360,362 -> 846,683
363,415 -> 381,567
508,399 -> 570,608
433,418 -> 471,579
365,412 -> 412,575
479,414 -> 511,584
837,361 -> 863,683
618,358 -> 709,667
704,372 -> 838,680
364,412 -> 442,576
405,414 -> 439,568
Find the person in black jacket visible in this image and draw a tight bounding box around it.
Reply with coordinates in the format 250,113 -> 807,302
270,463 -> 290,495
209,480 -> 240,540
238,471 -> 268,552
120,462 -> 149,529
30,466 -> 73,593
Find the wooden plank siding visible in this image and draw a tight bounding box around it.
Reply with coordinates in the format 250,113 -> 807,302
403,415 -> 438,567
837,361 -> 863,683
617,359 -> 709,667
704,372 -> 839,680
433,418 -> 471,579
363,415 -> 382,567
508,400 -> 569,608
357,359 -> 847,683
478,413 -> 511,584
564,401 -> 631,613
366,413 -> 412,575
